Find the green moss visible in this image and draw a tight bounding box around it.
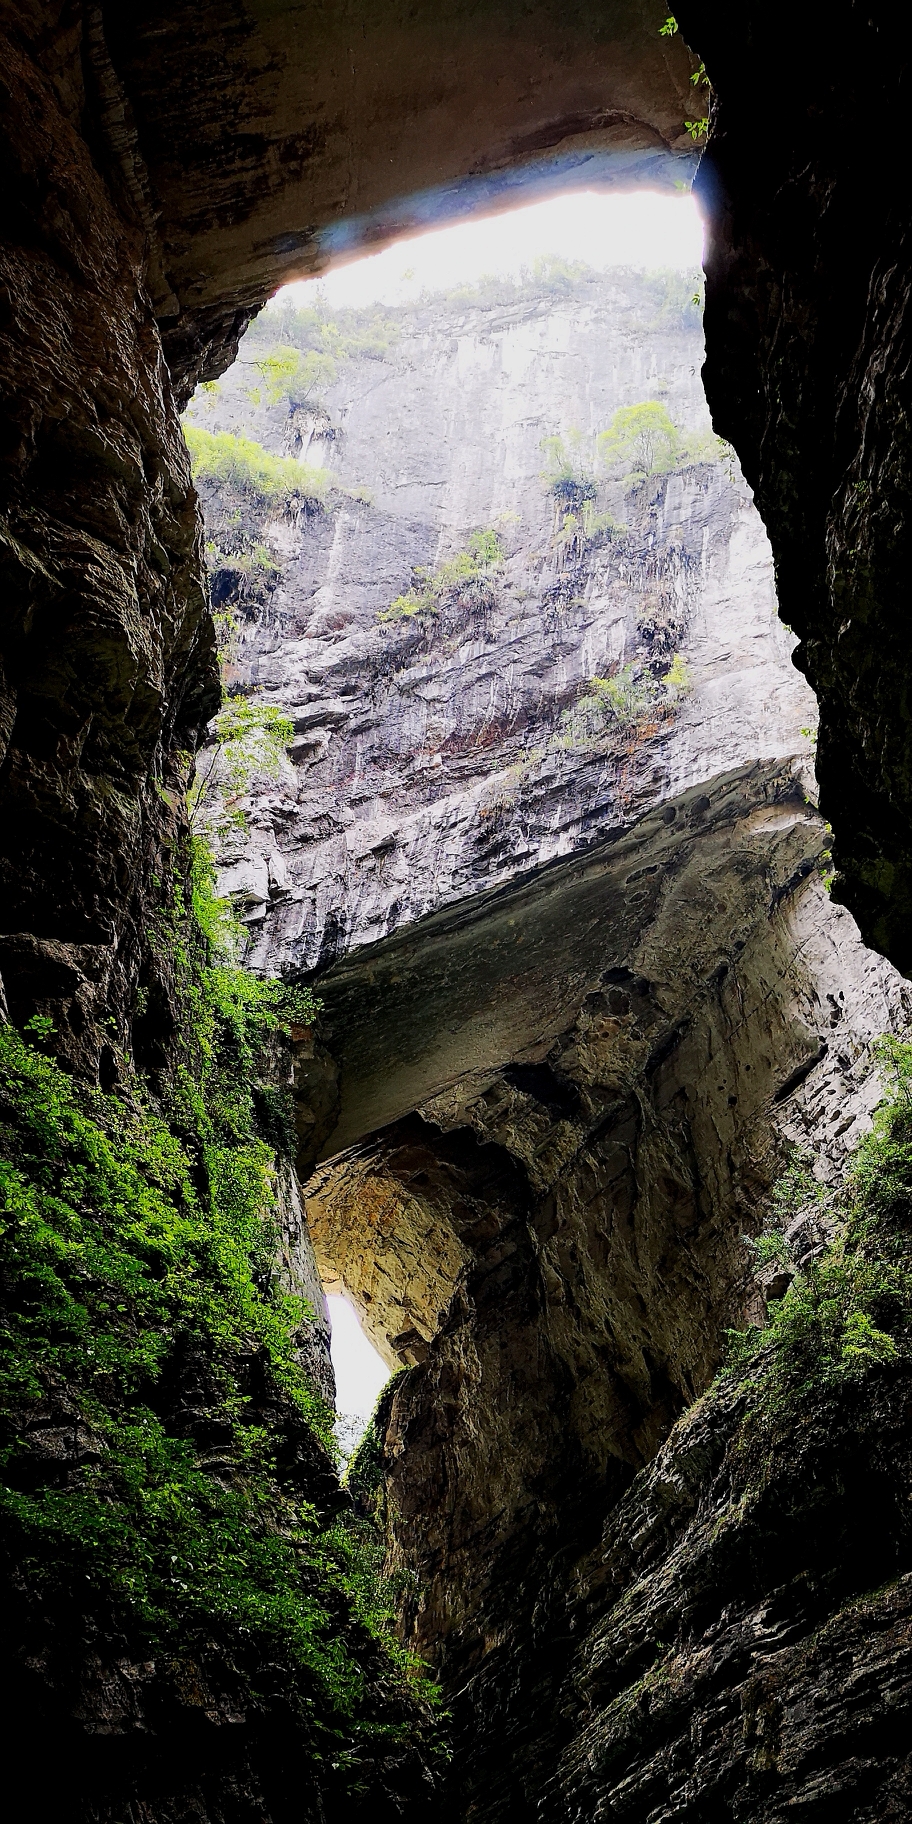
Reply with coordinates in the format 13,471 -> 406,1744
345,1371 -> 409,1522
0,843 -> 435,1761
729,1035 -> 912,1422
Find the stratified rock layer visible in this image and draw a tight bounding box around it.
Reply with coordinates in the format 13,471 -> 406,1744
0,11 -> 219,1076
191,271 -> 808,976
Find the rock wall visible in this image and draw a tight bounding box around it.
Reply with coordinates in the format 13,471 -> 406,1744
679,1 -> 912,973
190,271 -> 810,975
5,8 -> 912,1818
100,2 -> 698,394
0,10 -> 219,1080
198,272 -> 912,1810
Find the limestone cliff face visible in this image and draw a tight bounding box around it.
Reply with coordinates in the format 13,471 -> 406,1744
199,275 -> 912,1811
190,272 -> 812,976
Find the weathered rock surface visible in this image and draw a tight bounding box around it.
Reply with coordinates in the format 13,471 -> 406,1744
192,272 -> 810,976
0,9 -> 219,1077
203,273 -> 912,1812
679,2 -> 912,973
6,7 -> 912,1820
100,3 -> 698,397
452,1367 -> 912,1821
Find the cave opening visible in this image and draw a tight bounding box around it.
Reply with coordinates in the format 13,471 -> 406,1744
5,5 -> 912,1818
185,181 -> 725,1426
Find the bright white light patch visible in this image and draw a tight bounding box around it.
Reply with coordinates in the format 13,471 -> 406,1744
328,1293 -> 389,1425
271,189 -> 703,314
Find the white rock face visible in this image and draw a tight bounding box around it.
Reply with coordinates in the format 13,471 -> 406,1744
190,270 -> 910,1195
193,274 -> 822,977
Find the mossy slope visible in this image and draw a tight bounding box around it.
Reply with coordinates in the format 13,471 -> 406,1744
0,850 -> 441,1822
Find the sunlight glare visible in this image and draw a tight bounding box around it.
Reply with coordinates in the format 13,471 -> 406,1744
328,1293 -> 389,1424
271,190 -> 702,313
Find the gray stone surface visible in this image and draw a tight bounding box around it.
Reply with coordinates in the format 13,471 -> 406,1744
191,273 -> 817,974
191,262 -> 912,1824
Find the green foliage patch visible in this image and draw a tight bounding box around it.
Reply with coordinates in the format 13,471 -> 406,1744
185,424 -> 327,507
598,401 -> 682,478
729,1036 -> 912,1423
558,655 -> 690,748
249,344 -> 339,408
379,529 -> 504,622
245,301 -> 401,373
0,848 -> 432,1759
190,699 -> 294,839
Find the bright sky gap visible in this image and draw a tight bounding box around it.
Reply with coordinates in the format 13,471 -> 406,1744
271,189 -> 704,314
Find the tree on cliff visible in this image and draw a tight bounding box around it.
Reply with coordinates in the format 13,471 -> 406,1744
597,401 -> 680,479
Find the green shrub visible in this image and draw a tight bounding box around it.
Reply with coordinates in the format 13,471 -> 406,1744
596,402 -> 729,482
249,345 -> 339,408
540,430 -> 598,513
598,402 -> 681,479
190,699 -> 294,838
558,666 -> 656,746
185,424 -> 326,506
641,268 -> 704,329
244,302 -> 401,367
379,529 -> 504,622
729,1035 -> 912,1421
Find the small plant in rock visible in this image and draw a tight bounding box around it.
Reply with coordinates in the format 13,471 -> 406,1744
540,431 -> 598,513
659,15 -> 712,140
189,700 -> 294,839
662,652 -> 691,701
727,1034 -> 912,1427
379,529 -> 504,622
558,667 -> 655,747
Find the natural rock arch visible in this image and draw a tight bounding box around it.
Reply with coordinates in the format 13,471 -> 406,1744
3,3 -> 912,1818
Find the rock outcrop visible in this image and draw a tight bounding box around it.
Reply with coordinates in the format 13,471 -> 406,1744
100,3 -> 698,396
0,9 -> 219,1078
5,7 -> 912,1820
679,1 -> 912,972
199,271 -> 912,1811
189,270 -> 801,976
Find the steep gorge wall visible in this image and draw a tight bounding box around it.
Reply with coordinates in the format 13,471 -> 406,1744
200,276 -> 912,1813
0,14 -> 219,1078
679,3 -> 912,974
190,272 -> 803,974
4,5 -> 912,1819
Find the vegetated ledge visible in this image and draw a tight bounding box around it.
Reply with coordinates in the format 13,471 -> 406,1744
0,843 -> 443,1824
